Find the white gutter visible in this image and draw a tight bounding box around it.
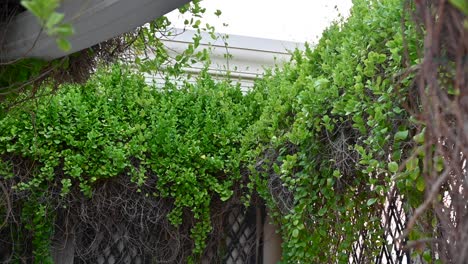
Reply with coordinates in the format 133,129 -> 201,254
0,0 -> 191,61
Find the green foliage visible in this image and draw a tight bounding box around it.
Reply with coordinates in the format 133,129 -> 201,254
1,0 -> 210,105
1,1 -> 238,260
449,0 -> 468,28
0,65 -> 253,260
243,0 -> 422,262
1,0 -> 74,106
449,0 -> 468,15
0,58 -> 48,98
1,0 -> 431,262
21,0 -> 74,51
22,199 -> 54,264
132,0 -> 217,80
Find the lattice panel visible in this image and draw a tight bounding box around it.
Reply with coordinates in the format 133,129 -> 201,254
349,230 -> 369,263
223,206 -> 259,264
376,194 -> 409,264
69,195 -> 412,263
74,225 -> 149,264
349,192 -> 410,264
95,235 -> 144,264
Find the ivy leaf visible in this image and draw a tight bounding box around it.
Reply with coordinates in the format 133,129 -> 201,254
367,198 -> 378,206
21,0 -> 60,21
50,24 -> 74,36
56,38 -> 71,51
394,130 -> 408,141
318,207 -> 327,216
409,167 -> 420,180
416,177 -> 425,192
21,0 -> 42,20
413,129 -> 425,144
45,12 -> 64,29
406,158 -> 418,171
333,169 -> 341,178
292,229 -> 299,238
388,162 -> 398,173
434,156 -> 444,172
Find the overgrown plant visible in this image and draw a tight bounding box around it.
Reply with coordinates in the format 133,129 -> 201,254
3,0 -> 464,262
243,0 -> 423,262
0,64 -> 254,262
0,0 -> 216,110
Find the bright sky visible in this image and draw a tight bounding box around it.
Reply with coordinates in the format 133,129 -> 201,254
167,0 -> 353,43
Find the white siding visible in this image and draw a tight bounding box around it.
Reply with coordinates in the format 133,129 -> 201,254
144,29 -> 305,90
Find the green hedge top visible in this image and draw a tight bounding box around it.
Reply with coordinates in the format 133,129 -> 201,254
0,66 -> 255,258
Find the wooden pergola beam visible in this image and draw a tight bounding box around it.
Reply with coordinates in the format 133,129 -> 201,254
0,0 -> 191,61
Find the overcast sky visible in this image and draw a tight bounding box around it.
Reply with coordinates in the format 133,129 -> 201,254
166,0 -> 353,43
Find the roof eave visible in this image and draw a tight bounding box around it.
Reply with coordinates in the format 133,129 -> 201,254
0,0 -> 191,61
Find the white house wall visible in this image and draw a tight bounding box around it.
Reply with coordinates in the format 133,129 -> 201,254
144,29 -> 305,90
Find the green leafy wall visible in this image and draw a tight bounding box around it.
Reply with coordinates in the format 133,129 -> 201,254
242,0 -> 422,262
0,0 -> 431,262
0,66 -> 255,262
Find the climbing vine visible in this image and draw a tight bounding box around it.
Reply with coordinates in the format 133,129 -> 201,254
0,64 -> 255,262
0,0 -> 214,110
243,0 -> 423,262
2,0 -> 464,262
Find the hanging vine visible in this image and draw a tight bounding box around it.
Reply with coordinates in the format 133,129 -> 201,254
1,0 -> 466,263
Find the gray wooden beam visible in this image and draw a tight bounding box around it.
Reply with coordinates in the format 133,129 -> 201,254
0,0 -> 191,61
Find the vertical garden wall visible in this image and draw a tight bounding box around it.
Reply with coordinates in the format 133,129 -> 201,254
242,0 -> 422,261
0,0 -> 467,263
